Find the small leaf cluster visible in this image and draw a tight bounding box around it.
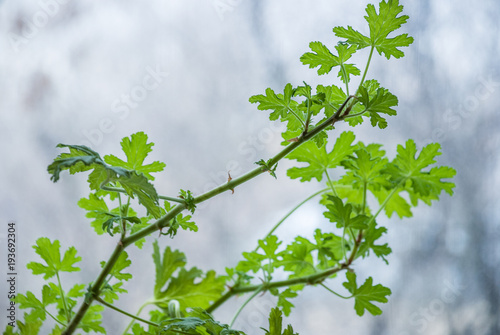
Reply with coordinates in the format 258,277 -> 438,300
250,0 -> 413,149
50,132 -> 197,245
11,238 -> 106,334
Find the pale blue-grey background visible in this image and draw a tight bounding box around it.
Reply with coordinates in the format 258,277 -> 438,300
0,0 -> 499,334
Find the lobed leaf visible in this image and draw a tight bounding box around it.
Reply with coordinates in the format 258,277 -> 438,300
27,238 -> 81,280
333,0 -> 413,59
287,130 -> 356,182
262,308 -> 298,335
343,272 -> 391,316
324,195 -> 369,230
384,140 -> 457,202
103,131 -> 166,181
301,41 -> 360,83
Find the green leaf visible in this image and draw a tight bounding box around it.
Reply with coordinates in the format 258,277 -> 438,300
101,213 -> 141,236
48,139 -> 162,218
79,304 -> 105,333
316,84 -> 347,119
278,237 -> 315,278
332,26 -> 370,50
100,282 -> 127,304
301,41 -> 360,83
343,272 -> 391,316
15,291 -> 47,322
333,0 -> 413,59
236,250 -> 268,274
179,189 -> 197,214
176,214 -> 198,232
49,324 -> 64,335
365,0 -> 414,59
256,159 -> 279,179
286,130 -> 356,182
358,220 -> 392,264
48,144 -> 129,183
14,312 -> 43,335
340,144 -> 390,193
276,288 -> 298,316
236,235 -> 282,277
156,270 -> 226,313
371,186 -> 412,218
100,251 -> 132,281
384,140 -> 457,202
324,196 -> 369,230
47,144 -> 103,182
153,243 -> 225,312
356,84 -> 398,129
313,229 -> 344,268
153,242 -> 187,298
164,201 -> 198,233
261,308 -> 298,335
258,235 -> 282,260
161,308 -> 243,334
116,172 -> 161,218
27,238 -> 81,280
249,84 -> 301,124
103,131 -> 166,180
78,193 -> 109,235
250,84 -> 308,144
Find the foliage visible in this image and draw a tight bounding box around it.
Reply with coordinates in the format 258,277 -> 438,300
5,1 -> 456,335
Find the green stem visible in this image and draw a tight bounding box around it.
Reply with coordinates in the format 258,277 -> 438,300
229,286 -> 264,328
56,272 -> 71,322
344,110 -> 367,118
361,181 -> 367,215
62,242 -> 125,335
254,188 -> 329,253
288,106 -> 306,129
117,193 -> 126,239
45,309 -> 67,327
319,283 -> 351,299
207,264 -> 348,314
304,95 -> 312,133
368,183 -> 402,226
325,171 -> 338,197
341,66 -> 350,96
100,184 -> 184,204
346,182 -> 404,265
95,296 -> 159,328
122,301 -> 152,335
358,46 -> 375,91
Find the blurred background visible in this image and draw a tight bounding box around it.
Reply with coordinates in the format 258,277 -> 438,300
1,0 -> 499,334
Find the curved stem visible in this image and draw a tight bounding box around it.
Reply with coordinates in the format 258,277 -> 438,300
361,181 -> 367,215
254,188 -> 329,253
288,106 -> 306,129
117,193 -> 126,239
319,283 -> 351,299
229,286 -> 264,328
325,171 -> 338,197
122,301 -> 152,335
101,184 -> 184,204
46,309 -> 67,327
56,272 -> 71,322
358,46 -> 375,91
95,296 -> 159,328
341,67 -> 350,96
344,110 -> 367,118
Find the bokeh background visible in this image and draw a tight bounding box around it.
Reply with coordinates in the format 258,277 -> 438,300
1,0 -> 499,334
